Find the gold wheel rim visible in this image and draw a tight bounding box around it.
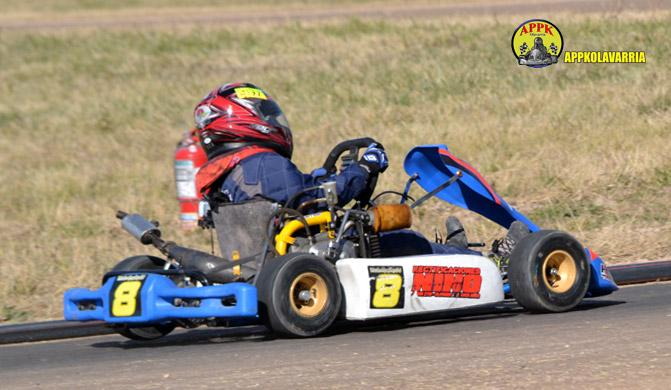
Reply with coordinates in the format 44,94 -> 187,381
542,250 -> 577,293
289,272 -> 329,318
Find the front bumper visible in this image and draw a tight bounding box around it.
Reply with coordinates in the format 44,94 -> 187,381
585,249 -> 619,297
64,273 -> 257,323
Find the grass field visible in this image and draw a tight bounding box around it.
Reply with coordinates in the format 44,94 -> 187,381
0,9 -> 669,322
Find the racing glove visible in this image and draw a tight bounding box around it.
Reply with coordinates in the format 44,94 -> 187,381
358,143 -> 389,174
309,167 -> 328,179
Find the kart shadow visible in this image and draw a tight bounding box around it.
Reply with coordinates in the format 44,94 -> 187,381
327,298 -> 626,336
329,302 -> 523,336
90,299 -> 625,349
91,325 -> 271,349
569,298 -> 626,312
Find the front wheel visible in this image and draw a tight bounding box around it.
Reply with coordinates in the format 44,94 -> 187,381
109,255 -> 176,341
509,230 -> 590,313
256,253 -> 342,337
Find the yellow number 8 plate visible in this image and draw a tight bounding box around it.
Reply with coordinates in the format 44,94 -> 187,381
368,266 -> 405,309
110,275 -> 146,317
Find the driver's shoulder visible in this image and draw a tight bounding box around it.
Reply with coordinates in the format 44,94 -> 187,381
257,151 -> 300,170
238,151 -> 303,180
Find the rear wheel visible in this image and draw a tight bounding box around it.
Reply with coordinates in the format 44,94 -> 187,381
109,255 -> 177,341
116,322 -> 176,341
256,253 -> 341,337
509,230 -> 590,312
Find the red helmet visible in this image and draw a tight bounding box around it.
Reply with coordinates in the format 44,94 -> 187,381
194,83 -> 293,159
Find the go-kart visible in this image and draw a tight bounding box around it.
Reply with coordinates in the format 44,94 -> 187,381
64,138 -> 618,339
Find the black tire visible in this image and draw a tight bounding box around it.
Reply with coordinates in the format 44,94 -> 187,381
110,255 -> 177,341
256,253 -> 342,337
509,230 -> 590,313
116,323 -> 176,341
110,255 -> 167,274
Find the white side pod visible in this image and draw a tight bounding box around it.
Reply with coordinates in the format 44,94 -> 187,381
335,254 -> 504,320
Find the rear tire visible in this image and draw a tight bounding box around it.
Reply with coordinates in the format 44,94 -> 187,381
256,253 -> 341,337
509,230 -> 590,313
109,255 -> 176,341
116,323 -> 176,341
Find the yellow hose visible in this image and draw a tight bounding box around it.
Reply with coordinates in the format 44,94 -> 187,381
275,212 -> 332,255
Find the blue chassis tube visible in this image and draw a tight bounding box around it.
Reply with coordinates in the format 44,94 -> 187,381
64,273 -> 257,323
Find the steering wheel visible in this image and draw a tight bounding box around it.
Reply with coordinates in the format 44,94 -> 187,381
321,137 -> 381,206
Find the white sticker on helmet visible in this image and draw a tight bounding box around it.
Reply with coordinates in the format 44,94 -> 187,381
194,105 -> 213,128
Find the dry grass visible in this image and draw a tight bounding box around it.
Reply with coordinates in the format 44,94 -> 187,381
0,12 -> 669,322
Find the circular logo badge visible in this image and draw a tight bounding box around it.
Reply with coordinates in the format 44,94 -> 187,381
511,19 -> 563,68
194,104 -> 214,129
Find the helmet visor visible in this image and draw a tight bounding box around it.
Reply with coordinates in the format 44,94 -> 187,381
215,84 -> 292,134
228,91 -> 291,133
254,99 -> 291,131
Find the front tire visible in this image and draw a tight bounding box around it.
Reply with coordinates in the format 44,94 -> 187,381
509,230 -> 590,313
256,253 -> 342,337
109,255 -> 176,341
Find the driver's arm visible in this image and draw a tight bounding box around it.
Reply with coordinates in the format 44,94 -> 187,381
307,143 -> 388,206
220,152 -> 371,206
309,163 -> 370,206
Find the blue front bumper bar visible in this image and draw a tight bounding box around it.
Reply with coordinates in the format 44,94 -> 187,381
64,273 -> 257,323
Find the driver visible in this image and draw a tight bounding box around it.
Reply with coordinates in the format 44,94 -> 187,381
193,82 -> 482,256
193,82 -> 380,209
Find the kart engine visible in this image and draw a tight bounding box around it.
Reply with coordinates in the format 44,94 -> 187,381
283,202 -> 412,260
289,233 -> 358,260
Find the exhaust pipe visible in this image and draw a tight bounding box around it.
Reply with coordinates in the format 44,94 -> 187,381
116,211 -> 161,245
116,210 -> 255,283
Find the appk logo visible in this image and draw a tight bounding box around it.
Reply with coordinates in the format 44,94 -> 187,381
511,19 -> 646,67
511,19 -> 563,68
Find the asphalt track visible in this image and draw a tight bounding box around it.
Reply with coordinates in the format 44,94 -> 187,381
1,0 -> 671,31
1,282 -> 669,389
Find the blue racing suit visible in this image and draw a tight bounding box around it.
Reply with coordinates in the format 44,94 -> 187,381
220,152 -> 368,207
220,151 -> 479,256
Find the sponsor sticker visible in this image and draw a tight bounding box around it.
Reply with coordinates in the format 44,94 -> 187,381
411,266 -> 482,299
234,87 -> 268,100
600,263 -> 613,281
116,274 -> 147,282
